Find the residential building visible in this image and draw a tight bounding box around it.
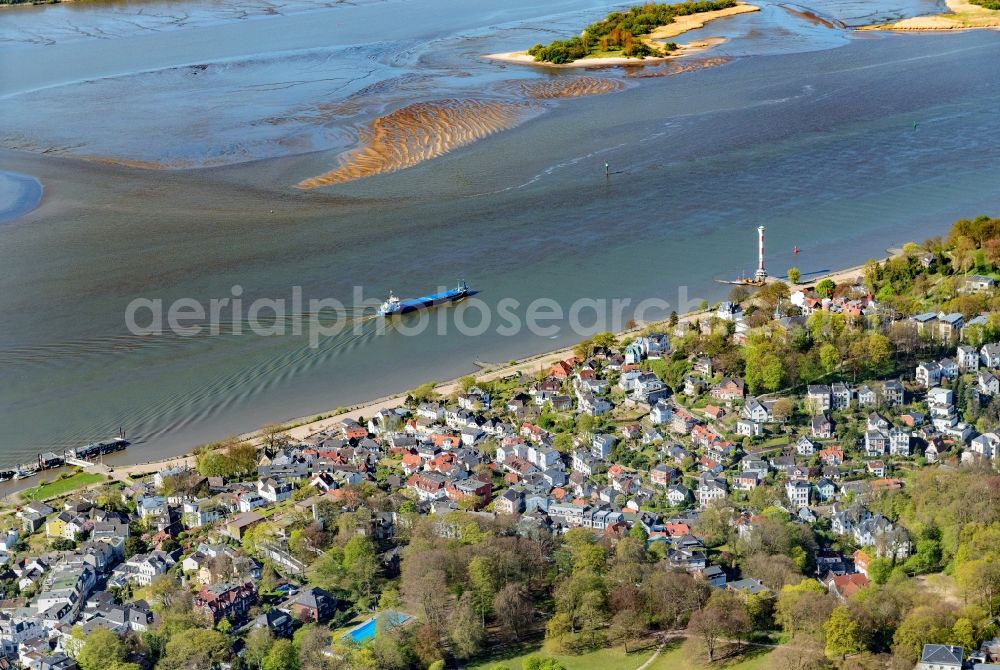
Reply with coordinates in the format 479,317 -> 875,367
815,478 -> 836,501
917,361 -> 942,388
889,428 -> 911,456
786,480 -> 810,507
193,582 -> 257,625
736,420 -> 763,437
982,343 -> 1000,369
958,345 -> 980,371
796,436 -> 816,456
711,377 -> 746,401
917,645 -> 964,670
289,587 -> 338,623
110,551 -> 174,588
937,313 -> 964,340
742,397 -> 770,423
494,489 -> 524,515
806,385 -> 832,412
831,383 -> 852,409
696,475 -> 728,506
882,380 -> 905,406
811,414 -> 833,439
667,484 -> 689,506
254,609 -> 294,639
856,385 -> 877,407
225,511 -> 265,541
257,478 -> 292,504
964,275 -> 996,293
979,370 -> 1000,397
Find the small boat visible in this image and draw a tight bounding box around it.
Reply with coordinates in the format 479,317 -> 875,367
64,437 -> 129,461
14,467 -> 37,480
379,280 -> 472,316
0,471 -> 14,483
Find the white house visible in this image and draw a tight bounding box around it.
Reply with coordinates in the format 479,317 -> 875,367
831,383 -> 852,409
650,401 -> 673,426
981,343 -> 1000,369
978,370 -> 1000,397
257,478 -> 293,504
796,436 -> 816,456
696,475 -> 728,506
786,480 -> 811,507
916,361 -> 942,388
939,358 -> 959,380
889,428 -> 911,456
969,432 -> 1000,462
742,397 -> 770,423
667,484 -> 690,506
957,345 -> 979,371
736,420 -> 763,437
856,385 -> 877,407
806,385 -> 832,412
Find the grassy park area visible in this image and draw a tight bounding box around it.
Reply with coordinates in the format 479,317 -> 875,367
467,637 -> 776,670
19,472 -> 106,502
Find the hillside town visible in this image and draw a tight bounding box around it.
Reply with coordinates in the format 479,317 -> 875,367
1,219 -> 1000,670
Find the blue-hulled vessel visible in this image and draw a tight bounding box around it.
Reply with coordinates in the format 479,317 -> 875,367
379,280 -> 472,316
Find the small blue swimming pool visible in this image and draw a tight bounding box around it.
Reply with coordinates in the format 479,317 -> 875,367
345,611 -> 410,643
348,618 -> 377,643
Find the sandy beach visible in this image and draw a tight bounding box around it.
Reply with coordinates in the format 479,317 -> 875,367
496,76 -> 625,99
296,99 -> 533,188
484,38 -> 728,68
296,76 -> 633,188
484,3 -> 757,69
485,51 -> 670,68
860,0 -> 1000,30
248,253 -> 894,445
646,2 -> 760,40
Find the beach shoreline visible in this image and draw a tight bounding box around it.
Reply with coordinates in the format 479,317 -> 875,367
272,256 -> 880,443
483,3 -> 758,69
858,0 -> 1000,30
89,253 -> 889,478
485,37 -> 728,69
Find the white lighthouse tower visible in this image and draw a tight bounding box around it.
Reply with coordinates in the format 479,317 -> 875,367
754,225 -> 767,282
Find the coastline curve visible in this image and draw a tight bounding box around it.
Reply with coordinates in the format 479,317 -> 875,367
0,171 -> 43,224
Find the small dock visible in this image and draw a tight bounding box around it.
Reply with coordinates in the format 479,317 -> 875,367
64,457 -> 93,468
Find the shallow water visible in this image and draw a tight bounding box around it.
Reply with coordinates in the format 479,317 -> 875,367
0,0 -> 998,465
0,172 -> 43,223
0,0 -> 940,168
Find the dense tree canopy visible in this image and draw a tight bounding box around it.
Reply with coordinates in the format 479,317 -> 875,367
528,0 -> 735,62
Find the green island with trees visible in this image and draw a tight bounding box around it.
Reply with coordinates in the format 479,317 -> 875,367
526,0 -> 738,64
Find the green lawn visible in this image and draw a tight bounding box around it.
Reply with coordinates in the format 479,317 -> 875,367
644,641 -> 775,670
467,638 -> 778,670
19,472 -> 107,501
467,641 -> 657,670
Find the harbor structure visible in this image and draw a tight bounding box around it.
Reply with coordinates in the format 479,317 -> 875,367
755,225 -> 767,282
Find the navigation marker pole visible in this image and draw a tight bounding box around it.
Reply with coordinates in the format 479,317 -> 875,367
755,225 -> 768,282
605,162 -> 610,178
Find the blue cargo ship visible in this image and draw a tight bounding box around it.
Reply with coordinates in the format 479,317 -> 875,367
378,280 -> 472,316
